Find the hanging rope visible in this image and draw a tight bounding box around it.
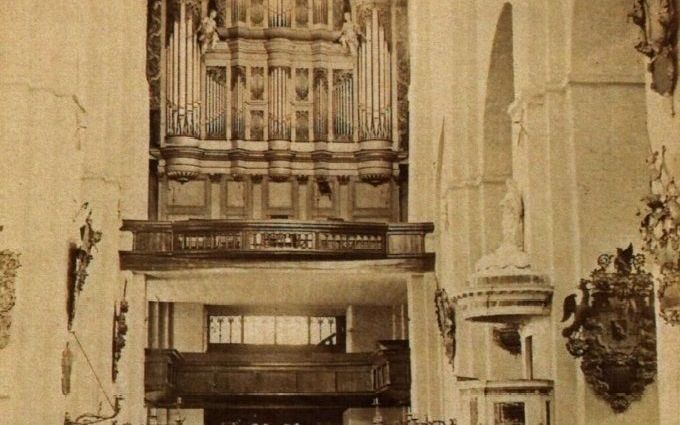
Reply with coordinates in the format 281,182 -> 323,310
70,330 -> 115,410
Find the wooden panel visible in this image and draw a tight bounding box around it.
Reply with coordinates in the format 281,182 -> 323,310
177,370 -> 215,394
144,347 -> 411,407
169,179 -> 208,207
226,180 -> 247,208
297,371 -> 336,393
268,181 -> 293,209
215,371 -> 256,393
354,182 -> 391,209
351,181 -> 392,221
336,370 -> 372,392
257,371 -> 297,393
311,179 -> 337,219
164,177 -> 211,218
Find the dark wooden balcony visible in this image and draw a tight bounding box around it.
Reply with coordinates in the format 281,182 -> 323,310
120,219 -> 433,271
145,341 -> 410,409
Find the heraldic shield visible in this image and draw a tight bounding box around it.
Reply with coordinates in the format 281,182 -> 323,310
562,244 -> 657,413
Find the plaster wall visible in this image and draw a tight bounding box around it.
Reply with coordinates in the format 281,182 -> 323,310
409,0 -> 661,424
642,2 -> 680,424
0,1 -> 148,424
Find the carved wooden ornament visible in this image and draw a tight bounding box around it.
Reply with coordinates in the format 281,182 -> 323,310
562,245 -> 657,413
0,250 -> 20,349
640,146 -> 680,325
111,283 -> 129,382
434,287 -> 456,367
67,211 -> 102,330
629,0 -> 678,96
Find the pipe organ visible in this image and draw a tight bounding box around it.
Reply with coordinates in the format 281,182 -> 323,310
151,0 -> 408,186
165,0 -> 202,140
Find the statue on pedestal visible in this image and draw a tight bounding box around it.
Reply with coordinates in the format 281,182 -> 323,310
475,179 -> 531,275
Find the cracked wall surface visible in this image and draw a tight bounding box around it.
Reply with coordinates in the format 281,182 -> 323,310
0,2 -> 148,424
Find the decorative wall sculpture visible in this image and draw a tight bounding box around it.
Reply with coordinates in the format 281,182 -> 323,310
640,146 -> 680,325
475,179 -> 530,274
146,0 -> 163,110
629,0 -> 678,96
435,287 -> 456,366
0,250 -> 20,350
112,283 -> 130,382
68,211 -> 102,330
492,324 -> 521,356
562,245 -> 656,413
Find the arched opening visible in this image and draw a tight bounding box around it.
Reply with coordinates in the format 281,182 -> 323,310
482,2 -> 514,179
477,2 -> 524,383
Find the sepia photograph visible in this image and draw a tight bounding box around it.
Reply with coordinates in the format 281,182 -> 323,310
1,0 -> 679,424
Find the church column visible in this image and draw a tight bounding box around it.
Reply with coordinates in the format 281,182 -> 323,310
148,301 -> 159,348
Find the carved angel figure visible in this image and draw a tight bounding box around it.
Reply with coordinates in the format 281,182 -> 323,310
199,10 -> 219,53
338,12 -> 359,56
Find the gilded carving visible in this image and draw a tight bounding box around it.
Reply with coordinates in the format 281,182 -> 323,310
251,110 -> 265,140
111,284 -> 129,382
251,67 -> 265,100
561,245 -> 656,412
295,69 -> 309,101
251,0 -> 265,26
295,0 -> 309,27
213,0 -> 226,26
68,211 -> 102,330
434,287 -> 456,367
146,0 -> 163,110
208,67 -> 227,86
337,12 -> 360,56
395,1 -> 409,151
199,10 -> 220,52
0,250 -> 20,349
640,146 -> 680,325
296,111 -> 309,142
629,0 -> 678,96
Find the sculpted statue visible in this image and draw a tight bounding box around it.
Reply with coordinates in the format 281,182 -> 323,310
199,10 -> 219,53
475,179 -> 530,274
338,12 -> 359,56
500,179 -> 523,249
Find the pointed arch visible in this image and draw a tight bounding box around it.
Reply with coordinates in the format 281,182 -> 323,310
482,2 -> 515,179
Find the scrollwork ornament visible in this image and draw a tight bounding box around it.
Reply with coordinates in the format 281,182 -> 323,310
68,210 -> 102,330
561,245 -> 657,413
111,282 -> 129,382
0,250 -> 20,349
434,287 -> 456,367
146,0 -> 163,110
628,0 -> 678,96
639,146 -> 680,324
657,263 -> 680,325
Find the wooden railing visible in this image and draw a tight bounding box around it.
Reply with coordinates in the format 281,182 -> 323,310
145,341 -> 410,408
121,219 -> 432,258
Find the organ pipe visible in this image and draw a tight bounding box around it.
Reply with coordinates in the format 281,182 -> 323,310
166,0 -> 201,138
357,5 -> 392,140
